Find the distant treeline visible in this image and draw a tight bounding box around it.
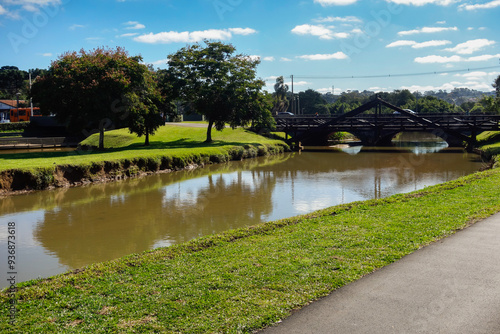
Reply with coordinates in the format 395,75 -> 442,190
283,87 -> 499,115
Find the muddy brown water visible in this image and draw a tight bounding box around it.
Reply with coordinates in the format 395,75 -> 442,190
0,134 -> 485,287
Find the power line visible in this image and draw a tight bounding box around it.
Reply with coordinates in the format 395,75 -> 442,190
292,65 -> 500,80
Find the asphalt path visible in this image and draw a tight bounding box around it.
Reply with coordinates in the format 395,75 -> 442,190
259,213 -> 500,334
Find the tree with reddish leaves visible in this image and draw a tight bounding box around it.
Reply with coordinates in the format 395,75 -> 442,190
32,47 -> 164,148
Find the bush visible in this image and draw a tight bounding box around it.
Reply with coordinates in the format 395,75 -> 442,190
0,122 -> 29,132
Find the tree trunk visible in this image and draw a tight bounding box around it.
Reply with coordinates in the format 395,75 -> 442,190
205,120 -> 213,143
145,127 -> 150,146
99,126 -> 105,150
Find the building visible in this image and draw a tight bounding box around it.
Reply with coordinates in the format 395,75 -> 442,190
0,100 -> 29,123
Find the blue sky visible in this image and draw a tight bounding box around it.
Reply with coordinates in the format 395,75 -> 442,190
1,0 -> 499,94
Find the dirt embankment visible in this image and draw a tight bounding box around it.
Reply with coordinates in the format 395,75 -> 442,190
0,143 -> 289,196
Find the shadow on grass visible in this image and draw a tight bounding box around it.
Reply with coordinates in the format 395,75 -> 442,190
0,138 -> 271,162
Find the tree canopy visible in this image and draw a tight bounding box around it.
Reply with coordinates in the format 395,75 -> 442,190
32,47 -> 164,148
164,41 -> 272,142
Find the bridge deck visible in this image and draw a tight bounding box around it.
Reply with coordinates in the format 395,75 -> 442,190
275,114 -> 500,132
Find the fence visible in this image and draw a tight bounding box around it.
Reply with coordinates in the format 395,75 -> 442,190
0,137 -> 78,150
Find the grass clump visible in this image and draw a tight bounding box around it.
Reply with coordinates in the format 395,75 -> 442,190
476,131 -> 500,161
2,168 -> 500,333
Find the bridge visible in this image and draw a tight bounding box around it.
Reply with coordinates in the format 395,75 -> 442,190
274,97 -> 500,148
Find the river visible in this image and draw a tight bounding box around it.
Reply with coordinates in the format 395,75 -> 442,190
0,134 -> 485,288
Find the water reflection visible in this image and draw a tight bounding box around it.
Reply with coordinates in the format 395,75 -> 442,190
0,139 -> 484,287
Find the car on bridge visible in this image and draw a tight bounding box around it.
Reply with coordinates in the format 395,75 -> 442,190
394,109 -> 417,115
277,112 -> 294,117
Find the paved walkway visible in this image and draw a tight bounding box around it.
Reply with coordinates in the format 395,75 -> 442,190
260,213 -> 500,334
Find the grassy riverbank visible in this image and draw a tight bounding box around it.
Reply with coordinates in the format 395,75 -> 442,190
0,125 -> 288,193
477,131 -> 500,159
2,168 -> 500,332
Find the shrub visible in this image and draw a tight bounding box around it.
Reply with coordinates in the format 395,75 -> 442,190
0,122 -> 29,132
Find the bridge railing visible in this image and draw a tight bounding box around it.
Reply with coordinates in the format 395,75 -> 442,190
274,114 -> 500,131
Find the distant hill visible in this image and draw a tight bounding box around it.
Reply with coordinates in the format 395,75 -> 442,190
322,88 -> 495,105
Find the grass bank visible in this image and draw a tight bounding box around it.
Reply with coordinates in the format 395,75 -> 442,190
0,125 -> 288,194
2,168 -> 500,333
477,131 -> 500,165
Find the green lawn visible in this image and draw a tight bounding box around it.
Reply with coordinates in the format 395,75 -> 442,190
2,168 -> 500,333
477,131 -> 500,161
0,125 -> 285,172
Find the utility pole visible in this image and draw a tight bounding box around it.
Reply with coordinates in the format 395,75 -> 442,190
29,70 -> 33,116
290,75 -> 294,114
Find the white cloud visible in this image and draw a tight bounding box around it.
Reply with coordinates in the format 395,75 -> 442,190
149,58 -> 169,66
314,0 -> 358,6
85,37 -> 105,42
414,55 -> 463,63
228,27 -> 257,35
280,57 -> 292,62
402,80 -> 493,92
133,28 -> 256,44
313,16 -> 362,23
263,56 -> 275,62
444,39 -> 495,54
292,24 -> 333,39
69,24 -> 85,30
285,81 -> 309,86
413,40 -> 452,48
398,26 -> 458,36
2,0 -> 61,12
0,5 -> 7,15
454,71 -> 500,82
387,40 -> 417,47
468,53 -> 500,61
297,52 -> 349,60
292,24 -> 351,40
38,52 -> 52,57
414,53 -> 500,63
386,0 -> 459,5
119,33 -> 139,38
124,21 -> 145,30
246,55 -> 261,62
386,40 -> 451,48
460,0 -> 500,10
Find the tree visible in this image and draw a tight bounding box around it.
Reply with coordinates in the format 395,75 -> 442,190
0,66 -> 28,99
298,89 -> 327,114
474,95 -> 499,114
32,47 -> 163,149
493,75 -> 500,97
165,41 -> 269,143
272,76 -> 289,115
126,71 -> 168,146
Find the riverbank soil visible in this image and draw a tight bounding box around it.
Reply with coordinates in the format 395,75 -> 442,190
1,168 -> 500,332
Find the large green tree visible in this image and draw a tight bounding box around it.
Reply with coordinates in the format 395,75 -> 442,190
165,41 -> 269,142
32,47 -> 164,148
298,89 -> 328,115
